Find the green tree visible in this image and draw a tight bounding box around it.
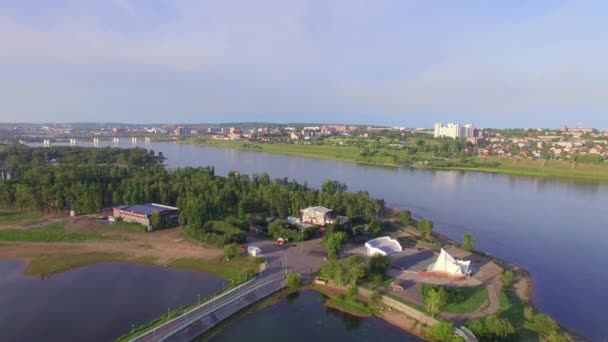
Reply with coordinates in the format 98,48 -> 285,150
499,270 -> 514,289
524,306 -> 536,321
485,315 -> 515,338
424,287 -> 447,317
150,210 -> 162,229
400,210 -> 411,226
418,219 -> 434,237
428,322 -> 458,342
344,255 -> 367,285
286,272 -> 301,290
223,243 -> 240,260
462,233 -> 475,251
368,254 -> 390,280
326,231 -> 348,259
367,220 -> 383,236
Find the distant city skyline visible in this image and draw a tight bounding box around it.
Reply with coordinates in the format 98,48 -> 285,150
1,1 -> 607,128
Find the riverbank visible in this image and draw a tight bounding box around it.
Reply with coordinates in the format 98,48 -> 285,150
186,138 -> 608,181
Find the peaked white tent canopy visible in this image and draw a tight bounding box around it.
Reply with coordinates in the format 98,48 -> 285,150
429,249 -> 471,276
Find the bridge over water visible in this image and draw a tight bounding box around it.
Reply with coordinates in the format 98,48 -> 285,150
130,274 -> 285,342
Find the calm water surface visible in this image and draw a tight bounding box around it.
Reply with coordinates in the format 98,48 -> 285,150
29,141 -> 608,340
0,260 -> 223,342
212,291 -> 421,341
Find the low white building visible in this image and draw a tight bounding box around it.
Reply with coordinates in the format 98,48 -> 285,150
365,236 -> 402,257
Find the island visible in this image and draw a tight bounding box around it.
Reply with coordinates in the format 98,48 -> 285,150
0,145 -> 582,341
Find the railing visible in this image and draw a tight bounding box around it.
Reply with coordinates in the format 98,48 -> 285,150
130,274 -> 285,342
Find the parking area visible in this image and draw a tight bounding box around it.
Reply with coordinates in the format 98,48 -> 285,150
249,238 -> 328,280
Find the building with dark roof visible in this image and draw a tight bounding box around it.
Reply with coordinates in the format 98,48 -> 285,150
112,203 -> 179,230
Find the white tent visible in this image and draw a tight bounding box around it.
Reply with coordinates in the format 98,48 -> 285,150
429,249 -> 470,276
365,236 -> 402,257
248,245 -> 262,257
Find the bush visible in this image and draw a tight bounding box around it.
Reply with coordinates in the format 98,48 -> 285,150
418,219 -> 433,237
428,322 -> 458,342
346,286 -> 358,299
236,268 -> 256,284
185,220 -> 246,247
400,210 -> 411,226
368,254 -> 390,280
531,313 -> 560,335
485,315 -> 515,338
286,272 -> 301,290
500,270 -> 514,289
223,243 -> 240,260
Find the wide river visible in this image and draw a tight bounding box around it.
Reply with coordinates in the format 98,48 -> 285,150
30,140 -> 608,340
0,260 -> 224,342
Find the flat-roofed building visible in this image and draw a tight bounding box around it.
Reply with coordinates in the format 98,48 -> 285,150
113,203 -> 179,229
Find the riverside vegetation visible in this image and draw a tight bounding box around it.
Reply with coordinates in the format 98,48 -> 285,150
187,137 -> 608,181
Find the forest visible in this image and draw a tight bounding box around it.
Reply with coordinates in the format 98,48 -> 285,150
0,145 -> 384,246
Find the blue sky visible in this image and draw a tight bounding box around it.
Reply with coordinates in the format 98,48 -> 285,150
0,0 -> 607,129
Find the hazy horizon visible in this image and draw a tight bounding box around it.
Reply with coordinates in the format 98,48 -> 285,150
1,1 -> 607,128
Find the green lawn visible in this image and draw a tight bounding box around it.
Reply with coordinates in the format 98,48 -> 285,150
0,223 -> 108,242
169,256 -> 261,285
25,252 -> 158,275
326,296 -> 372,317
421,284 -> 488,314
105,220 -> 147,233
0,211 -> 42,225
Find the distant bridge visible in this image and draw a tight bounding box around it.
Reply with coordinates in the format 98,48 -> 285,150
31,137 -> 152,147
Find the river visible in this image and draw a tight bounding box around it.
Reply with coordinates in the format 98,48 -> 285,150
0,260 -> 224,342
27,140 -> 608,340
213,290 -> 421,341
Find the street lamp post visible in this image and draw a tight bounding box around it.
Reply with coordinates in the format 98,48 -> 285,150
131,323 -> 135,340
197,292 -> 200,305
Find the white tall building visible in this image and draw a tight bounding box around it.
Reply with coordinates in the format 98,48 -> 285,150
434,123 -> 475,139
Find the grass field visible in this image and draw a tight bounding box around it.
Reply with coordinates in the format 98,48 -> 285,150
0,223 -> 109,242
0,211 -> 42,225
24,252 -> 159,275
421,284 -> 488,314
169,256 -> 261,284
187,138 -> 405,165
325,295 -> 373,317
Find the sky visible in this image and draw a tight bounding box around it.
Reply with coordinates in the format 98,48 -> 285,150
0,0 -> 607,129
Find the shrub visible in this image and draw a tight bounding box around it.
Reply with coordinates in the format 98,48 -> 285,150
428,322 -> 458,342
368,254 -> 390,280
418,219 -> 433,237
286,272 -> 301,290
346,286 -> 358,299
400,210 -> 411,226
223,243 -> 240,260
236,269 -> 256,284
531,313 -> 560,335
500,270 -> 514,289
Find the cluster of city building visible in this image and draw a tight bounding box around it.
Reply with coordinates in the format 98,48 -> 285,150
480,125 -> 608,159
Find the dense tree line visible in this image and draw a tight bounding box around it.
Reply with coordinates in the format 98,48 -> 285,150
0,146 -> 385,245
